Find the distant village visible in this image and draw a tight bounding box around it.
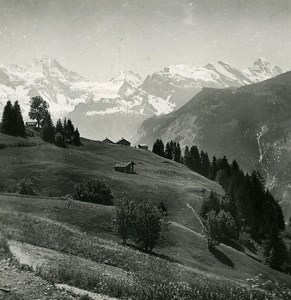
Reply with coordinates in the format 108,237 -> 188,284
102,136 -> 148,150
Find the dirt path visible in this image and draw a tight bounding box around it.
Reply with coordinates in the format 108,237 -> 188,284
8,240 -> 132,282
0,258 -> 76,300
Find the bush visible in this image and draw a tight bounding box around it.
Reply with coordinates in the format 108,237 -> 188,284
19,179 -> 36,196
205,210 -> 237,248
73,179 -> 114,205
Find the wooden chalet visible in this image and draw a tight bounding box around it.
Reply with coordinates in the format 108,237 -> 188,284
115,161 -> 136,173
116,137 -> 131,146
102,137 -> 114,144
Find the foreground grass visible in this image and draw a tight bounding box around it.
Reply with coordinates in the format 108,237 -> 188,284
1,200 -> 291,299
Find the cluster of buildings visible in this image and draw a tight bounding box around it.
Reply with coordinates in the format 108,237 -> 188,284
102,137 -> 148,174
102,137 -> 148,150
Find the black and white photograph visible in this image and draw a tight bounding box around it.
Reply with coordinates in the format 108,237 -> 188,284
0,0 -> 291,299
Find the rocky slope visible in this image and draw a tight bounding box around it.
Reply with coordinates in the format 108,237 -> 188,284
0,56 -> 282,140
134,72 -> 291,220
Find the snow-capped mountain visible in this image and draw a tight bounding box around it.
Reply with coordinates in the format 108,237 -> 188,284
0,56 -> 283,141
243,57 -> 283,83
141,58 -> 283,109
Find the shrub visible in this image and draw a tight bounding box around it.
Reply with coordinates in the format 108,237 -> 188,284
19,179 -> 36,196
73,179 -> 114,205
205,210 -> 237,248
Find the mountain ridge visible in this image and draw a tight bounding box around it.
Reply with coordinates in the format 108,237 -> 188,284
0,56 -> 283,140
134,71 -> 291,220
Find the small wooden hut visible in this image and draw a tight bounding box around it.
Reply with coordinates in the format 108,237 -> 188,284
114,161 -> 136,173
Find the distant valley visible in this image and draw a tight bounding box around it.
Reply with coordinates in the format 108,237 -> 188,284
135,72 -> 291,220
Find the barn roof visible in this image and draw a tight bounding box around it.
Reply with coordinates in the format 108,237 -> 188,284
116,137 -> 130,144
102,137 -> 114,143
115,161 -> 135,168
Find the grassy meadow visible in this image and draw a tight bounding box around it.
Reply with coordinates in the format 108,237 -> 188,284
0,131 -> 291,299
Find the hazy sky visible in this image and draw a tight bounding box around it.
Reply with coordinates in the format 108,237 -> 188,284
0,0 -> 291,81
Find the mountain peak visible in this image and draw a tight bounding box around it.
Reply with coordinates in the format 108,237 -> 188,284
244,58 -> 283,82
110,70 -> 142,88
32,55 -> 61,69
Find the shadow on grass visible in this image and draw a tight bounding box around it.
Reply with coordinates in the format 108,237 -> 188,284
209,247 -> 234,268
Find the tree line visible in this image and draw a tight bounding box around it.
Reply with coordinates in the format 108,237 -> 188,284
0,96 -> 81,147
152,139 -> 182,162
152,138 -> 288,271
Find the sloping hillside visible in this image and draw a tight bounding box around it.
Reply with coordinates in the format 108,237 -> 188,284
135,71 -> 291,220
0,134 -> 291,298
0,132 -> 222,230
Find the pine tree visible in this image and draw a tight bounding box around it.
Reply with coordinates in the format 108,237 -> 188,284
55,119 -> 64,137
72,128 -> 82,146
1,101 -> 14,135
190,145 -> 201,173
184,145 -> 195,169
13,101 -> 26,137
65,119 -> 75,142
63,117 -> 67,139
152,139 -> 164,157
200,151 -> 210,178
164,142 -> 173,160
209,156 -> 218,180
41,112 -> 55,143
174,142 -> 182,162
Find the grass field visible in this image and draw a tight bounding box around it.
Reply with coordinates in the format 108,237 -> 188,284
0,131 -> 291,299
0,131 -> 223,231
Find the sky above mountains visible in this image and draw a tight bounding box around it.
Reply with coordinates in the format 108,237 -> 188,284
0,0 -> 290,81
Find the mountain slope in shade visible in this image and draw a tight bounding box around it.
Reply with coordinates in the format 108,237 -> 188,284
134,72 -> 291,220
0,56 -> 282,141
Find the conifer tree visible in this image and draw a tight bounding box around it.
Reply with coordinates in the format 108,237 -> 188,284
184,145 -> 194,169
13,101 -> 26,137
63,117 -> 67,139
55,119 -> 64,137
1,101 -> 14,135
209,156 -> 218,180
41,112 -> 55,143
164,142 -> 173,160
190,145 -> 201,173
65,118 -> 75,142
152,139 -> 164,157
73,128 -> 81,146
174,142 -> 182,162
200,151 -> 210,177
